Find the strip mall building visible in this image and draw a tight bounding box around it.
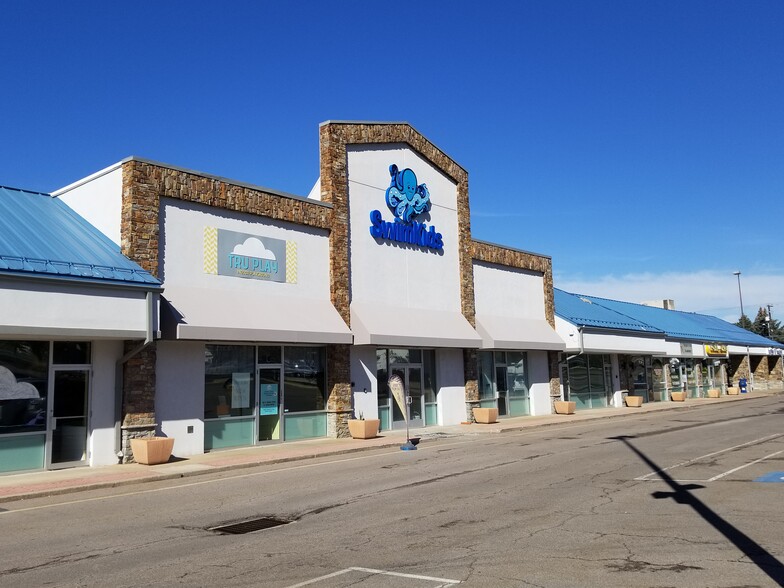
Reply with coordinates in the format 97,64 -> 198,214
53,122 -> 565,461
2,121 -> 781,473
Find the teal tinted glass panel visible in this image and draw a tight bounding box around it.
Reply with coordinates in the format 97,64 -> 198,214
284,413 -> 326,441
509,398 -> 530,417
425,403 -> 437,425
568,356 -> 589,395
572,392 -> 591,410
478,399 -> 497,409
0,434 -> 45,472
204,417 -> 254,450
379,406 -> 390,431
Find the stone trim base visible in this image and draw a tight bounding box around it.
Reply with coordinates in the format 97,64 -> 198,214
121,424 -> 157,464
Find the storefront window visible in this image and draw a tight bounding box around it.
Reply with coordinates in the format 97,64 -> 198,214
377,348 -> 437,427
478,352 -> 495,400
476,351 -> 530,416
566,354 -> 610,409
53,342 -> 91,365
0,341 -> 49,434
204,345 -> 255,418
283,347 -> 326,412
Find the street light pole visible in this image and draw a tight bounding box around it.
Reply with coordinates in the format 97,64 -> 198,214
733,271 -> 745,320
733,271 -> 751,390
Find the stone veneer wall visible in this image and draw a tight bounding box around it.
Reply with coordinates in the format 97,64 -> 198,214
769,355 -> 783,385
728,354 -> 751,386
119,159 -> 337,439
319,122 -> 475,433
470,240 -> 561,408
751,355 -> 768,389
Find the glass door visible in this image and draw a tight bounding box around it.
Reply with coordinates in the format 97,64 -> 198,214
48,369 -> 89,468
390,366 -> 424,429
258,367 -> 282,442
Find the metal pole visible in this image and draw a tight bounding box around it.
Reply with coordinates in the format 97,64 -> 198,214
733,271 -> 745,319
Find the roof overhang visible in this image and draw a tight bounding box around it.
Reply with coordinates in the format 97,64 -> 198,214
475,314 -> 564,351
351,301 -> 481,348
161,287 -> 352,344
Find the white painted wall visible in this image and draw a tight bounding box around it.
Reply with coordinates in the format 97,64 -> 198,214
473,261 -> 546,320
54,164 -> 123,245
347,145 -> 462,313
610,354 -> 624,407
89,340 -> 123,466
160,199 -> 331,300
527,350 -> 552,415
0,279 -> 150,338
156,341 -> 205,457
555,316 -> 581,352
350,346 -> 378,419
436,348 -> 466,425
582,332 -> 668,355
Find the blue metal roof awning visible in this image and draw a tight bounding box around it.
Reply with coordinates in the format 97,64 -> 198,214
555,288 -> 783,350
0,186 -> 160,289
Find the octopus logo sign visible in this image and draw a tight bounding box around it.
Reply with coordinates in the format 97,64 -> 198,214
369,164 -> 443,251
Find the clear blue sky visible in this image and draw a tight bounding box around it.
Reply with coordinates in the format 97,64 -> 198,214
2,1 -> 782,321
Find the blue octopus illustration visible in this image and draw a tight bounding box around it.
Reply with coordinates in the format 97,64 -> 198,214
385,164 -> 431,223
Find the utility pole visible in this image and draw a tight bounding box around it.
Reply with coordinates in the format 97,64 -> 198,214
767,304 -> 774,337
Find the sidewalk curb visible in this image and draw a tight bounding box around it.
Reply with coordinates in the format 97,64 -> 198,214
1,391 -> 781,505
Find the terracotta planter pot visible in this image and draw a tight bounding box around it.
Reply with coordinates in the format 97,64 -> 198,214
707,389 -> 720,398
625,395 -> 644,407
473,407 -> 499,423
348,419 -> 380,439
671,392 -> 686,402
727,387 -> 739,395
130,437 -> 174,465
554,400 -> 576,415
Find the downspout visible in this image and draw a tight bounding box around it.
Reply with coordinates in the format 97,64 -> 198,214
565,326 -> 585,361
561,326 -> 585,401
114,290 -> 155,460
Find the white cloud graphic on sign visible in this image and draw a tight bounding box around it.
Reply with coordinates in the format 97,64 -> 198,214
232,238 -> 276,260
0,366 -> 40,400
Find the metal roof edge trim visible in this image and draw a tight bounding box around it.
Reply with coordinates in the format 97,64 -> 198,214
0,270 -> 163,292
51,159 -> 128,196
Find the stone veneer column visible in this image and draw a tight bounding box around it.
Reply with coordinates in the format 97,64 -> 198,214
752,355 -> 769,389
729,354 -> 750,385
319,122 -> 474,433
769,355 -> 783,386
119,159 -> 334,448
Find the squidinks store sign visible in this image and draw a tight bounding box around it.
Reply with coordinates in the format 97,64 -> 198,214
369,164 -> 443,251
204,227 -> 297,283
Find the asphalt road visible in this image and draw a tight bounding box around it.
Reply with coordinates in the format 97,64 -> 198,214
1,395 -> 783,587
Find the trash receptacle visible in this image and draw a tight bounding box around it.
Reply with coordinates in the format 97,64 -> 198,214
739,378 -> 748,394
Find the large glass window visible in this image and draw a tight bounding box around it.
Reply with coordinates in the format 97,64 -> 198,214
476,350 -> 530,416
0,341 -> 49,435
566,353 -> 610,409
376,348 -> 437,427
204,345 -> 255,418
283,347 -> 326,412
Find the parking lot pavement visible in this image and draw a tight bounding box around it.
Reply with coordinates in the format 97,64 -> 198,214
0,388 -> 780,503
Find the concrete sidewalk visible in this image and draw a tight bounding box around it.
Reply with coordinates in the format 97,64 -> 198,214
1,389 -> 781,504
